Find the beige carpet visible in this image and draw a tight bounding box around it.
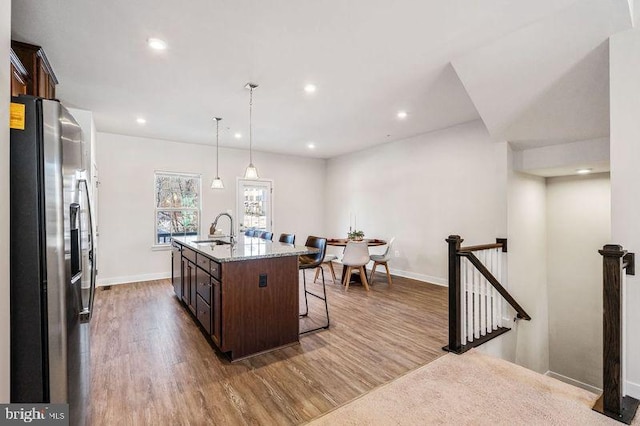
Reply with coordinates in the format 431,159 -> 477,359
307,349 -> 639,425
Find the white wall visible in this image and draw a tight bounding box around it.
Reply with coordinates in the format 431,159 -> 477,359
96,132 -> 325,285
0,0 -> 11,402
546,173 -> 610,389
513,138 -> 610,177
610,28 -> 640,399
324,120 -> 508,285
324,119 -> 554,375
504,155 -> 549,374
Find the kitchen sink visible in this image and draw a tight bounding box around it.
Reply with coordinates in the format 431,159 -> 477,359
193,239 -> 231,245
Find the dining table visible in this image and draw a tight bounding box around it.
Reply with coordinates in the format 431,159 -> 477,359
326,238 -> 387,285
326,238 -> 387,247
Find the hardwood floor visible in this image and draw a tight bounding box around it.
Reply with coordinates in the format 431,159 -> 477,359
89,267 -> 448,425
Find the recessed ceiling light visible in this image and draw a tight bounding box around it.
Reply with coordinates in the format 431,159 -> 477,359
576,168 -> 592,175
304,84 -> 317,93
397,111 -> 408,119
234,133 -> 242,139
136,117 -> 146,124
147,38 -> 167,51
307,142 -> 316,149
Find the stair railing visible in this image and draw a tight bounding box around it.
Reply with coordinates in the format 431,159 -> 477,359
593,244 -> 639,424
444,235 -> 531,354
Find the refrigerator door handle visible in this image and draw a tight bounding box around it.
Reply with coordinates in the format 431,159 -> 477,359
78,178 -> 96,323
70,203 -> 82,281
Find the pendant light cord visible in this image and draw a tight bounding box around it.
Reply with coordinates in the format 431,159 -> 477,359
215,119 -> 220,176
249,86 -> 253,164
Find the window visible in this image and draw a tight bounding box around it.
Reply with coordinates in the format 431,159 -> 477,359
154,172 -> 201,245
237,179 -> 273,234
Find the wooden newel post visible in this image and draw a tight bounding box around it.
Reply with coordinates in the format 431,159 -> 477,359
594,244 -> 639,424
444,235 -> 463,353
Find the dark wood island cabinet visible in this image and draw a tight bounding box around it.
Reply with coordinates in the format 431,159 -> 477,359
171,235 -> 315,361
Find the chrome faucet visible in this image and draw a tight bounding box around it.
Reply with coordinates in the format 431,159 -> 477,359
211,212 -> 235,243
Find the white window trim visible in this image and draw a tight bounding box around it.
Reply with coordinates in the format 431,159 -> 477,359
153,171 -> 202,248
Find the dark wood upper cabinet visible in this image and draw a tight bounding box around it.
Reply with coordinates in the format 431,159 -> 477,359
10,40 -> 59,100
10,49 -> 28,97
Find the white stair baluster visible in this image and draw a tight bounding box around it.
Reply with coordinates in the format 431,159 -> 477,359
474,256 -> 480,339
486,249 -> 491,333
468,257 -> 473,343
497,248 -> 502,329
487,249 -> 495,332
492,248 -> 498,331
480,250 -> 487,336
461,257 -> 467,345
482,250 -> 491,334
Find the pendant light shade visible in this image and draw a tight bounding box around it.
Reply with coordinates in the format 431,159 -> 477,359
244,163 -> 259,180
211,177 -> 224,189
244,83 -> 259,180
211,117 -> 224,189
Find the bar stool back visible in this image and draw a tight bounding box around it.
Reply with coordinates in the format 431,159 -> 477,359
298,236 -> 330,334
279,233 -> 295,244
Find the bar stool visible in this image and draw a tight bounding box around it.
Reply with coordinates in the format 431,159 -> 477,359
244,229 -> 255,237
279,233 -> 295,244
298,236 -> 329,334
261,231 -> 273,241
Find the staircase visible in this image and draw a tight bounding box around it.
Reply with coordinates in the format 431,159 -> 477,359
443,235 -> 530,354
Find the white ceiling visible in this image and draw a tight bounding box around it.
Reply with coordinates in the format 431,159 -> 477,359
453,0 -> 630,148
11,0 -> 630,159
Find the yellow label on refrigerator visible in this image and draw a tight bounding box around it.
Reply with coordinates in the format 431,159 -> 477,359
10,102 -> 26,130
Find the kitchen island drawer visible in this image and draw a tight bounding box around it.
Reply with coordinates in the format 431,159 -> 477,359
196,294 -> 211,335
209,260 -> 221,280
196,276 -> 211,304
183,246 -> 196,263
196,254 -> 210,271
195,267 -> 211,304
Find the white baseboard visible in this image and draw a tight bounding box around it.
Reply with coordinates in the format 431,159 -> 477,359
626,380 -> 640,399
97,272 -> 170,286
543,373 -> 640,400
544,371 -> 601,395
332,260 -> 447,286
98,268 -> 445,288
388,268 -> 447,287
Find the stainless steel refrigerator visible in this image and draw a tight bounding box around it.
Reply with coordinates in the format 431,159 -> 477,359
10,96 -> 96,426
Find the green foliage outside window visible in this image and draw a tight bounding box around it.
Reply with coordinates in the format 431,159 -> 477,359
155,173 -> 201,244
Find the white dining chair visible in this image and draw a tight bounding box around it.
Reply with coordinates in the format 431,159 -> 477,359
341,241 -> 370,291
369,237 -> 395,287
314,253 -> 338,283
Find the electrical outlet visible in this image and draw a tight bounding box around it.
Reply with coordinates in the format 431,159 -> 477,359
259,274 -> 267,288
394,250 -> 400,257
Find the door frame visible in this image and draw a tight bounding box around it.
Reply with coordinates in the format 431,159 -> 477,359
236,178 -> 274,235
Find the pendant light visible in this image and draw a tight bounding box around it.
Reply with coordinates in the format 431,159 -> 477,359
244,83 -> 259,180
211,117 -> 224,189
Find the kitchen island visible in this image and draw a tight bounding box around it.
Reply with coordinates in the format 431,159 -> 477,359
171,235 -> 315,361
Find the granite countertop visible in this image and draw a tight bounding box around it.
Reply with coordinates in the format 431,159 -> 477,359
172,235 -> 318,263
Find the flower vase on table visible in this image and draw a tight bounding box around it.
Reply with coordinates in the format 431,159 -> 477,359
348,230 -> 365,241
